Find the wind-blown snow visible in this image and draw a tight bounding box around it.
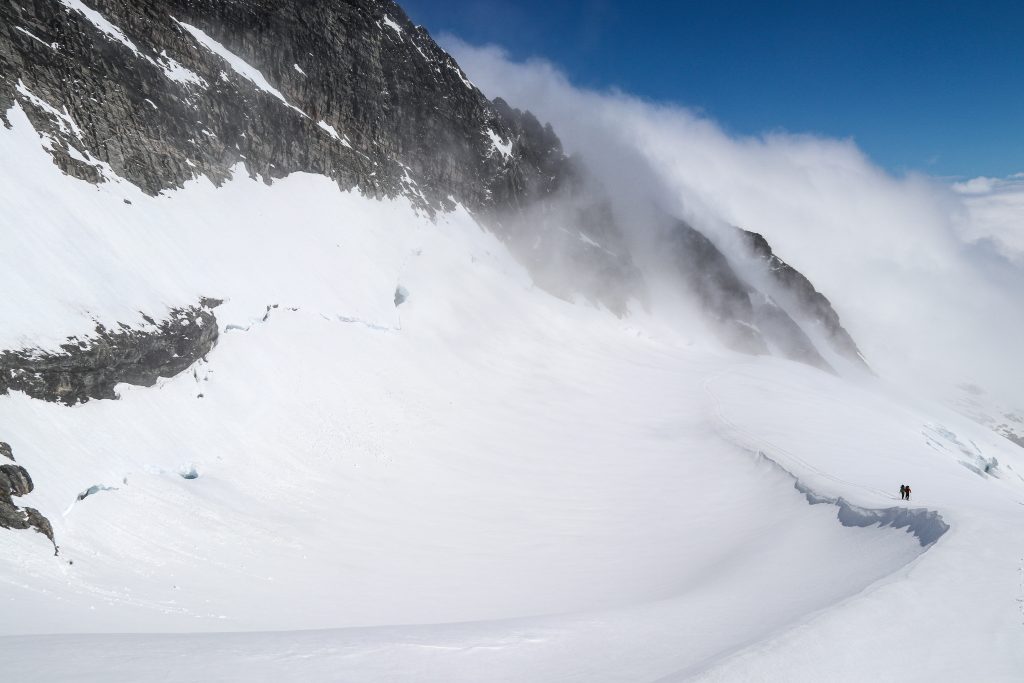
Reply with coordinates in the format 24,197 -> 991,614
953,173 -> 1024,264
447,39 -> 1024,413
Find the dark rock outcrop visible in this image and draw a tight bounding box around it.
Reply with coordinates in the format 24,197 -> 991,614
0,303 -> 219,405
0,442 -> 55,551
0,463 -> 32,498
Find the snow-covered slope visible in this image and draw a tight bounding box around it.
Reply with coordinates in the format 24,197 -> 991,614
2,87 -> 1024,681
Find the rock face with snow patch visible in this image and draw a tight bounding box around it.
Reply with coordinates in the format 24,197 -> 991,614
0,303 -> 219,405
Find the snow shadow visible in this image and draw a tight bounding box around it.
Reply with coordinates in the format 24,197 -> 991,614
757,451 -> 950,547
794,481 -> 949,547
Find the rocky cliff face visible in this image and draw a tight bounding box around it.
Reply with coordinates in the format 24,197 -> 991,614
1,0 -> 638,311
3,0 -> 494,206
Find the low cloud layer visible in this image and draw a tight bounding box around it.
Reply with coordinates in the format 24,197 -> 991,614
446,38 -> 1024,405
953,174 -> 1024,264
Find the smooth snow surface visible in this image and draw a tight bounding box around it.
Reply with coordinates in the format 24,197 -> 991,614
1,101 -> 1024,682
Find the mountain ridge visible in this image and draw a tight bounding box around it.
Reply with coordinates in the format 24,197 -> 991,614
1,0 -> 865,365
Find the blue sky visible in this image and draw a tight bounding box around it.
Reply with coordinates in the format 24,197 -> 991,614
400,0 -> 1023,178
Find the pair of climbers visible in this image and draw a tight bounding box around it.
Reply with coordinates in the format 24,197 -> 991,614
899,484 -> 912,501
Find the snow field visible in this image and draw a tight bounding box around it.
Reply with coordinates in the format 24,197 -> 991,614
1,96 -> 1023,681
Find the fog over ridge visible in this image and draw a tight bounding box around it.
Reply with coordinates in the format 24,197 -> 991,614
445,37 -> 1024,406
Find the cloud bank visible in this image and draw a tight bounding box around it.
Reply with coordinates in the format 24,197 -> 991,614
953,174 -> 1024,264
446,38 -> 1024,405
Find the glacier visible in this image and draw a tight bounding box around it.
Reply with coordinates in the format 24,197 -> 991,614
0,95 -> 1022,681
